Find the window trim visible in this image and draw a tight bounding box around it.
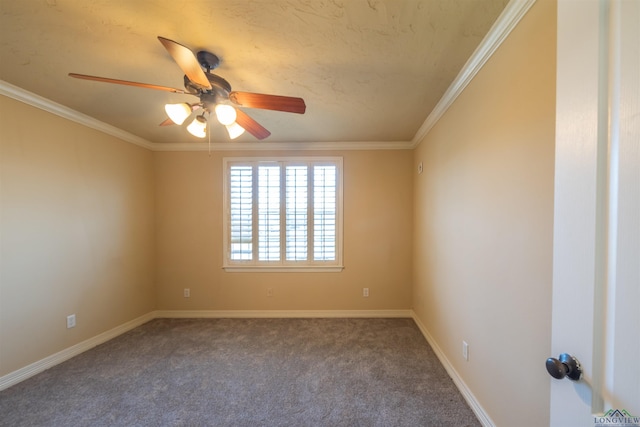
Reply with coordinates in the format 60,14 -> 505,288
222,157 -> 344,272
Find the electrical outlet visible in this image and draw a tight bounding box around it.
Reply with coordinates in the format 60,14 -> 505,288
184,288 -> 190,298
363,288 -> 369,297
266,287 -> 274,297
463,341 -> 469,361
67,314 -> 76,329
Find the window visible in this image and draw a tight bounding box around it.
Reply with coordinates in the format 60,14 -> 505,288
223,157 -> 343,271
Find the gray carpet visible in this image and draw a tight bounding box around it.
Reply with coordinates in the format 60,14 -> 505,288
0,318 -> 480,427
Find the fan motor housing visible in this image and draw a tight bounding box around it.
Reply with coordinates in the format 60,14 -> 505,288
205,73 -> 232,95
184,72 -> 232,104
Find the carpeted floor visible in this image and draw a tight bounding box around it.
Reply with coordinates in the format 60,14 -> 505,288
0,318 -> 480,427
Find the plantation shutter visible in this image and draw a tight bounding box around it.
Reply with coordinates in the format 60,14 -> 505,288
229,166 -> 253,260
258,165 -> 281,261
313,165 -> 337,261
224,158 -> 342,270
286,166 -> 308,261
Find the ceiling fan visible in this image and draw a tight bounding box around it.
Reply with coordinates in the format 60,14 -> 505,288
69,36 -> 306,140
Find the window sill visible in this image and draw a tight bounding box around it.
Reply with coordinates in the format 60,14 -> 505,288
223,266 -> 344,273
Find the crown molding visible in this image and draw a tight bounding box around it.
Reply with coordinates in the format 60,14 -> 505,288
1,80 -> 412,152
2,0 -> 534,153
0,80 -> 156,150
152,140 -> 414,152
411,0 -> 537,148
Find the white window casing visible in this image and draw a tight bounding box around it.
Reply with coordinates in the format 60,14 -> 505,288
223,157 -> 344,272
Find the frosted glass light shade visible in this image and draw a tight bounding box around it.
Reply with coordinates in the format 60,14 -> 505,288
225,122 -> 245,139
215,104 -> 237,126
164,103 -> 192,125
187,116 -> 207,138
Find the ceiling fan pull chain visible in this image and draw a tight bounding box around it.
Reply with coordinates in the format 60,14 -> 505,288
208,112 -> 212,156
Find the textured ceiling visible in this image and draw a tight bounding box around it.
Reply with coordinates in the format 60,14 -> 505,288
0,0 -> 508,145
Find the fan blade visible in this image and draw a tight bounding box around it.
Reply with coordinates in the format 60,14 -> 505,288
229,91 -> 306,114
69,73 -> 186,93
234,108 -> 271,140
157,36 -> 212,90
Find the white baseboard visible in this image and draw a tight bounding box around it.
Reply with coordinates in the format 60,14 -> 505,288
410,311 -> 496,427
155,309 -> 413,319
1,309 -> 411,390
0,312 -> 155,391
1,306 -> 491,427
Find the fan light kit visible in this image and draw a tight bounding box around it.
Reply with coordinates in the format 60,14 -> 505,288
163,102 -> 243,139
69,36 -> 306,141
164,103 -> 191,125
187,115 -> 207,138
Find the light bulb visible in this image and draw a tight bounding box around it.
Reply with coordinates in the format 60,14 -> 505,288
187,116 -> 207,138
215,104 -> 237,126
225,122 -> 245,139
164,103 -> 192,125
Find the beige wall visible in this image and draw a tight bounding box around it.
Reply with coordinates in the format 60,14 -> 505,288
154,149 -> 413,311
2,3 -> 558,423
0,96 -> 156,376
412,1 -> 556,426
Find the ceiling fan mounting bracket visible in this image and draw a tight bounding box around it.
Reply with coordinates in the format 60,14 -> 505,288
197,51 -> 220,72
